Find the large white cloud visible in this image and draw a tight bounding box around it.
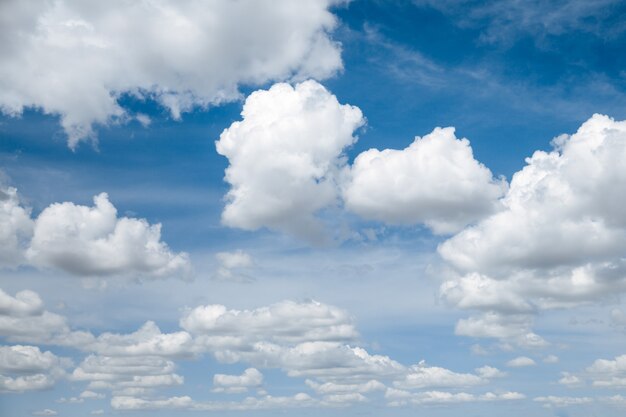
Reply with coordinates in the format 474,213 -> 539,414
343,127 -> 506,234
27,192 -> 191,279
0,0 -> 345,147
0,187 -> 33,268
215,80 -> 365,242
438,114 -> 626,342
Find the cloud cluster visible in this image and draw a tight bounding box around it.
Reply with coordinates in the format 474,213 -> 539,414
217,81 -> 505,240
0,0 -> 345,147
0,188 -> 190,280
0,345 -> 69,392
0,288 -> 93,346
439,114 -> 626,344
0,286 -> 519,410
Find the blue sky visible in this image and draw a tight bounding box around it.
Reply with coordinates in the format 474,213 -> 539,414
2,0 -> 626,416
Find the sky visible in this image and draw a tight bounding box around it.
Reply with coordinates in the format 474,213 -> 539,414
1,0 -> 626,416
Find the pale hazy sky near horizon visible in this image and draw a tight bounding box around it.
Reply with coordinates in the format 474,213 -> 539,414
2,1 -> 626,416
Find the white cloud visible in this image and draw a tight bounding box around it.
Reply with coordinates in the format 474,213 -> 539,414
534,395 -> 593,408
506,356 -> 536,368
0,0 -> 345,147
214,250 -> 254,282
212,368 -> 263,394
110,392 -> 320,411
586,354 -> 626,387
0,288 -> 94,346
558,372 -> 582,386
181,300 -> 358,347
439,114 -> 626,342
393,360 -> 485,389
305,379 -> 385,394
71,354 -> 184,393
0,186 -> 33,268
32,410 -> 58,416
0,345 -> 69,392
0,288 -> 43,316
87,321 -> 194,358
454,312 -> 548,348
475,365 -> 506,378
343,127 -> 506,234
216,80 -> 365,242
27,192 -> 191,279
385,388 -> 524,407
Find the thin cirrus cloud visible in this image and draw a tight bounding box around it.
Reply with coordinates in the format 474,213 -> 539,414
217,80 -> 506,241
0,188 -> 190,280
438,114 -> 626,345
0,0 -> 345,148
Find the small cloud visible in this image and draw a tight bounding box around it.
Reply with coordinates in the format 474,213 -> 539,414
213,250 -> 255,283
135,113 -> 151,127
506,356 -> 536,368
32,410 -> 57,416
543,355 -> 559,364
558,372 -> 582,387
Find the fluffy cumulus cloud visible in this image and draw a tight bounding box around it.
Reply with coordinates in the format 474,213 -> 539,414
0,186 -> 190,280
212,368 -> 263,394
343,127 -> 506,234
216,80 -> 365,242
0,288 -> 93,346
0,186 -> 33,268
27,192 -> 190,279
584,353 -> 626,388
0,0 -> 345,147
180,299 -> 357,346
86,321 -> 194,358
438,114 -> 626,343
0,345 -> 69,392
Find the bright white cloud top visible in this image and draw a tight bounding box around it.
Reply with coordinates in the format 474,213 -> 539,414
216,80 -> 364,242
343,127 -> 506,234
439,114 -> 626,344
0,188 -> 190,280
0,0 -> 344,147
